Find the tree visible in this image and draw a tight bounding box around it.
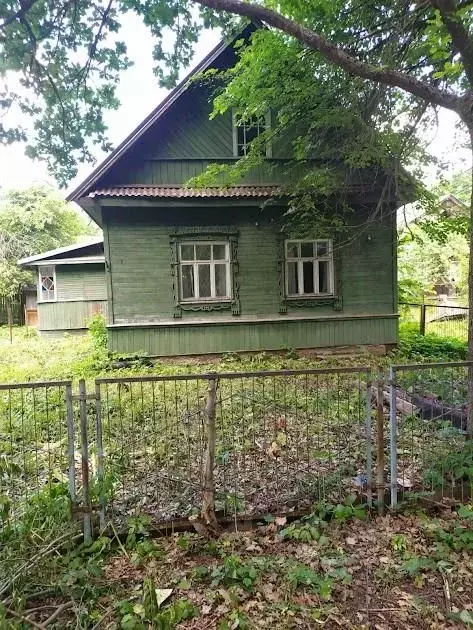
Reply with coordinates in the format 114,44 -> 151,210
3,1 -> 473,427
0,185 -> 95,337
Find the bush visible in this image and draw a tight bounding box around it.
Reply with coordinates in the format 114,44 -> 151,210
397,328 -> 467,361
88,312 -> 108,351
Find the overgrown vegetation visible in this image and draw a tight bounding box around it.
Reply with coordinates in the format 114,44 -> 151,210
2,495 -> 473,628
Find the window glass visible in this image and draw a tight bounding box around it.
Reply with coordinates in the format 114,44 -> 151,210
234,112 -> 270,157
39,266 -> 55,301
302,261 -> 315,293
213,244 -> 226,260
285,240 -> 334,297
180,244 -> 194,261
301,242 -> 314,258
286,242 -> 299,258
179,242 -> 231,301
215,264 -> 227,296
181,265 -> 194,299
195,244 -> 211,260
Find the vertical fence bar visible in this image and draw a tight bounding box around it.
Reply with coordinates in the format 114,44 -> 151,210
79,379 -> 92,543
389,366 -> 398,509
201,375 -> 219,533
365,379 -> 373,508
420,304 -> 426,336
65,383 -> 76,506
95,381 -> 105,531
376,374 -> 385,515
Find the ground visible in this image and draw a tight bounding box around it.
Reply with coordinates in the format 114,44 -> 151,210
2,502 -> 473,628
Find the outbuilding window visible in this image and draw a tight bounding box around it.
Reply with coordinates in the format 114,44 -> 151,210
179,242 -> 231,301
232,110 -> 272,157
38,265 -> 56,302
285,240 -> 334,297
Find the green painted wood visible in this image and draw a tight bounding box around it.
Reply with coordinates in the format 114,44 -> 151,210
56,264 -> 107,301
103,206 -> 395,327
108,315 -> 398,356
38,300 -> 108,331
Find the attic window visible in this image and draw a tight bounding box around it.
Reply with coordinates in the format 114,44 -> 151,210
232,110 -> 272,157
179,242 -> 231,302
39,266 -> 56,302
285,240 -> 334,297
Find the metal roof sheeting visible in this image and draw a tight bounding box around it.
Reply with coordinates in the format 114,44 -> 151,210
88,185 -> 281,199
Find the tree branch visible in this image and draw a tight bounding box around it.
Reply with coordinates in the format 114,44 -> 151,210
432,0 -> 473,85
0,0 -> 39,30
193,0 -> 462,112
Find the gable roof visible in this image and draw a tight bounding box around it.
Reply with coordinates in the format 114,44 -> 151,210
67,25 -> 257,204
18,237 -> 104,267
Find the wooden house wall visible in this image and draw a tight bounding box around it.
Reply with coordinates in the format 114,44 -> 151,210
103,205 -> 397,356
37,263 -> 107,333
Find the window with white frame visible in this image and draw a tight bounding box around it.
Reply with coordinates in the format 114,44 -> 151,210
285,240 -> 334,297
179,242 -> 231,301
232,110 -> 272,157
38,265 -> 56,302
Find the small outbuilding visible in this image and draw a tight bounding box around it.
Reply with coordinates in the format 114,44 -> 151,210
19,238 -> 106,336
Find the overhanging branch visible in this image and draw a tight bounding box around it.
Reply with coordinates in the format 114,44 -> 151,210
193,0 -> 462,112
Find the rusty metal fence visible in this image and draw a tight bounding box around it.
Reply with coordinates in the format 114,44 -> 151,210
400,302 -> 468,340
1,363 -> 473,540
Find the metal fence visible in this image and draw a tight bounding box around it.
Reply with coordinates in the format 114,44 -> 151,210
1,363 -> 472,539
400,301 -> 468,339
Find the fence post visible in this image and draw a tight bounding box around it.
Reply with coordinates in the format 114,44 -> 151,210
376,373 -> 385,515
389,366 -> 398,509
420,304 -> 426,336
201,375 -> 219,535
79,379 -> 92,543
65,383 -> 76,506
95,381 -> 105,531
365,379 -> 373,508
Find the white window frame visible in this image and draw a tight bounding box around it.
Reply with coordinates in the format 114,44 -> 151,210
232,110 -> 272,158
285,239 -> 334,297
38,265 -> 57,302
179,241 -> 232,302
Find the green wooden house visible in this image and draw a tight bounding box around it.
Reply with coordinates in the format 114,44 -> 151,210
67,29 -> 399,357
19,238 -> 107,336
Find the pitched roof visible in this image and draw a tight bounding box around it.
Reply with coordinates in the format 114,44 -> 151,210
67,25 -> 257,203
88,185 -> 281,199
18,237 -> 104,266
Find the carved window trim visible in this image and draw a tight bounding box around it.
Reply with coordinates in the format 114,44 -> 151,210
277,234 -> 343,313
170,228 -> 240,318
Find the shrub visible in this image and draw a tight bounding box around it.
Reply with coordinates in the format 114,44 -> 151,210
397,328 -> 467,361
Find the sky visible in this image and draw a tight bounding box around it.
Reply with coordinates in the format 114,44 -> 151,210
0,15 -> 471,196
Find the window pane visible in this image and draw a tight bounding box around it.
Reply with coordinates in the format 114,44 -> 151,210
180,244 -> 194,261
195,244 -> 211,260
317,241 -> 329,257
301,242 -> 314,258
181,265 -> 195,299
287,262 -> 298,294
215,264 -> 227,297
302,261 -> 315,294
286,242 -> 299,258
318,260 -> 330,293
213,244 -> 226,260
198,264 -> 211,298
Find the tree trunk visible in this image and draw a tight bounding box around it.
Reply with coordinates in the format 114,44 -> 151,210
6,301 -> 13,344
468,135 -> 473,439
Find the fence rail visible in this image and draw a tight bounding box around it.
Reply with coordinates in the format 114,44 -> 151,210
1,363 -> 472,539
400,301 -> 469,339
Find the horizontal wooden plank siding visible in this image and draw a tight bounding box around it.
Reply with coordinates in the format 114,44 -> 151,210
108,315 -> 398,356
38,300 -> 108,331
56,264 -> 107,301
104,206 -> 395,324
